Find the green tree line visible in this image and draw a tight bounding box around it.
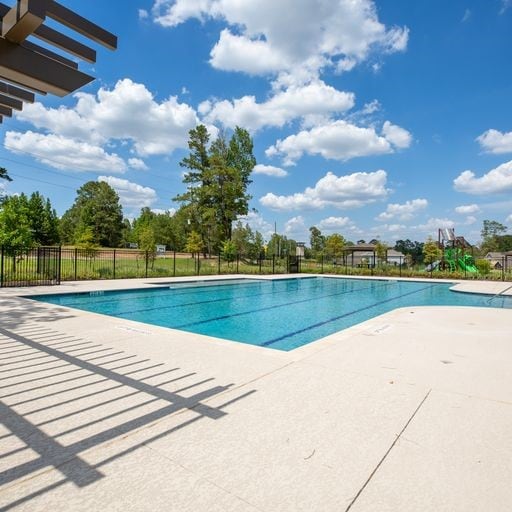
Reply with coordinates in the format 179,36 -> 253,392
0,125 -> 266,254
2,130 -> 512,258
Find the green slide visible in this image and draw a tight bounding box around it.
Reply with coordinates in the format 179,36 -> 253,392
457,255 -> 477,273
444,249 -> 457,271
445,249 -> 478,273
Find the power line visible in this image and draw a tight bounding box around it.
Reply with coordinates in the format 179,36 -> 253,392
0,155 -> 89,184
3,171 -> 174,211
2,135 -> 182,183
7,172 -> 78,190
0,148 -> 178,197
3,143 -> 129,174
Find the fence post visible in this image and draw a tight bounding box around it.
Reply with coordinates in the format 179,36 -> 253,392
0,246 -> 4,288
236,254 -> 239,274
502,257 -> 505,281
113,249 -> 116,279
272,254 -> 275,274
399,256 -> 402,277
259,255 -> 262,274
74,247 -> 78,280
218,253 -> 221,275
57,246 -> 62,284
145,251 -> 149,278
173,251 -> 176,277
321,254 -> 324,274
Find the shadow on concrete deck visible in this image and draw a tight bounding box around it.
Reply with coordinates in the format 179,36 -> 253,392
0,325 -> 255,510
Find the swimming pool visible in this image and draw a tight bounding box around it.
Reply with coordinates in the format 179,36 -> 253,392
31,277 -> 512,351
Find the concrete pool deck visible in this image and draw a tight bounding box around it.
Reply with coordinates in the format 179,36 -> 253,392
0,275 -> 511,511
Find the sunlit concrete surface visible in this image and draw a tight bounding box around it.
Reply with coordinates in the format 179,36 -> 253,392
0,276 -> 511,511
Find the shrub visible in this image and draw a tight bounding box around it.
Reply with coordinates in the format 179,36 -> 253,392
475,259 -> 491,275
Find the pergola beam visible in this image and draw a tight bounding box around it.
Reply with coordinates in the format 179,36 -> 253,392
0,38 -> 94,97
0,3 -> 82,69
0,103 -> 13,116
46,1 -> 117,50
22,38 -> 79,69
0,81 -> 35,102
0,75 -> 47,95
0,91 -> 22,109
33,23 -> 96,63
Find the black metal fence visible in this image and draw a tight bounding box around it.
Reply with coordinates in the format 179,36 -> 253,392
0,246 -> 61,287
1,246 -> 511,287
56,249 -> 292,281
0,246 -> 297,286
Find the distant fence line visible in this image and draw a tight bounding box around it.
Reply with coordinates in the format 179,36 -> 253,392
0,246 -> 511,287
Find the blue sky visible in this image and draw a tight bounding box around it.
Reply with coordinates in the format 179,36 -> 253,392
1,0 -> 512,245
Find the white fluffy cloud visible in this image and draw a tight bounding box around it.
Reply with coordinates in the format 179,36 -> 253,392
453,160 -> 512,194
128,158 -> 149,171
377,223 -> 407,234
98,176 -> 158,209
377,198 -> 428,221
5,131 -> 127,173
284,215 -> 308,240
317,216 -> 354,232
151,208 -> 172,216
266,120 -> 411,165
253,164 -> 288,178
13,79 -> 199,159
381,121 -> 413,149
14,101 -> 98,143
415,217 -> 455,233
454,204 -> 480,214
237,211 -> 274,240
200,81 -> 354,131
152,0 -> 217,27
260,170 -> 389,211
210,29 -> 287,75
151,0 -> 408,80
476,129 -> 512,154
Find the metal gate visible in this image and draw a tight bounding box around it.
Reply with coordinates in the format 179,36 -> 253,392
0,246 -> 61,287
288,255 -> 300,274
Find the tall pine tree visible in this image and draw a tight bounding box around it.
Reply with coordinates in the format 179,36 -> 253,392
175,125 -> 256,253
27,192 -> 60,245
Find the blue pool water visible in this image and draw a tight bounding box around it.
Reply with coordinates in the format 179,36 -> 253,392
31,277 -> 512,351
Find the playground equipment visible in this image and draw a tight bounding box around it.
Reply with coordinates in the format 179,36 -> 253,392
430,228 -> 478,273
445,248 -> 477,272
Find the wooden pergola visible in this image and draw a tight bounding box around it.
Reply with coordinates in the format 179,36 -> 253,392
0,0 -> 117,122
341,244 -> 377,267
